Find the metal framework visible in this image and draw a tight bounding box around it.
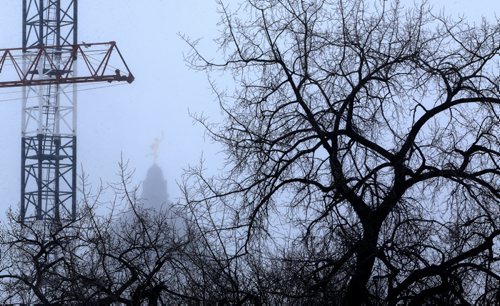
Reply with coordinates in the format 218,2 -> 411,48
20,0 -> 78,224
0,42 -> 134,88
23,0 -> 77,49
0,1 -> 134,224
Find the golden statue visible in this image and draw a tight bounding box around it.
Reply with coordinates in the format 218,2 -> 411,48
149,132 -> 164,162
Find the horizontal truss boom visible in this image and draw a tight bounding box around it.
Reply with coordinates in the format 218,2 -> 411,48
0,41 -> 134,88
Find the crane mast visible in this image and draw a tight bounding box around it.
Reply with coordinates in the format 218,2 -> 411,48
20,0 -> 77,224
0,1 -> 134,224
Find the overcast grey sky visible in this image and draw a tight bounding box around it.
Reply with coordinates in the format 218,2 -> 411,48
0,0 -> 498,209
0,0 -> 222,207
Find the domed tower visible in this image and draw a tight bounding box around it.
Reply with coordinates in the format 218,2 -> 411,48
142,163 -> 169,209
142,134 -> 169,209
141,135 -> 185,235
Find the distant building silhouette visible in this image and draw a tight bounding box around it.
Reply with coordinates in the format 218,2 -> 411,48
141,162 -> 186,235
140,135 -> 185,235
142,163 -> 169,209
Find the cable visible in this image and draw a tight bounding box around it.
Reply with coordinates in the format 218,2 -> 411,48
86,54 -> 121,72
0,82 -> 123,96
0,83 -> 128,103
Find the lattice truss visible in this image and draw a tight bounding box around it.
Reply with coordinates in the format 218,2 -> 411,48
0,0 -> 133,223
23,0 -> 77,49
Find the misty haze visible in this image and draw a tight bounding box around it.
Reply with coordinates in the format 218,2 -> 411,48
0,0 -> 498,304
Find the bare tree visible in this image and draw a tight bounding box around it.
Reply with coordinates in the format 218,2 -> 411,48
0,161 -> 191,305
69,160 -> 191,305
179,190 -> 267,305
0,205 -> 100,304
184,0 -> 500,304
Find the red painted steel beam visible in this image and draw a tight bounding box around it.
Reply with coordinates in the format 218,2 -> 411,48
0,41 -> 134,88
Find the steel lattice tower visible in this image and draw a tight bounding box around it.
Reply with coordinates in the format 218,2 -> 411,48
0,1 -> 133,225
21,0 -> 78,224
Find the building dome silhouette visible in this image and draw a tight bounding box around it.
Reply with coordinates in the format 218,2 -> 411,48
142,163 -> 169,209
141,162 -> 186,236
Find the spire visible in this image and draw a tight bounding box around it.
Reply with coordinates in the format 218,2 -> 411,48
142,134 -> 168,209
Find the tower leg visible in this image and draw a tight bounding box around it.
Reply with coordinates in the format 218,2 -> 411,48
21,0 -> 78,224
21,134 -> 76,224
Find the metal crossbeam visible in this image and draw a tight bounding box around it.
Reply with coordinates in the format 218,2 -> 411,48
0,42 -> 134,88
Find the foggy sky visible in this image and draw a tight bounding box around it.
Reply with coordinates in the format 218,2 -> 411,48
0,0 -> 497,210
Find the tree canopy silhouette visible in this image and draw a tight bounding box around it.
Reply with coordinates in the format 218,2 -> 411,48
184,0 -> 500,303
